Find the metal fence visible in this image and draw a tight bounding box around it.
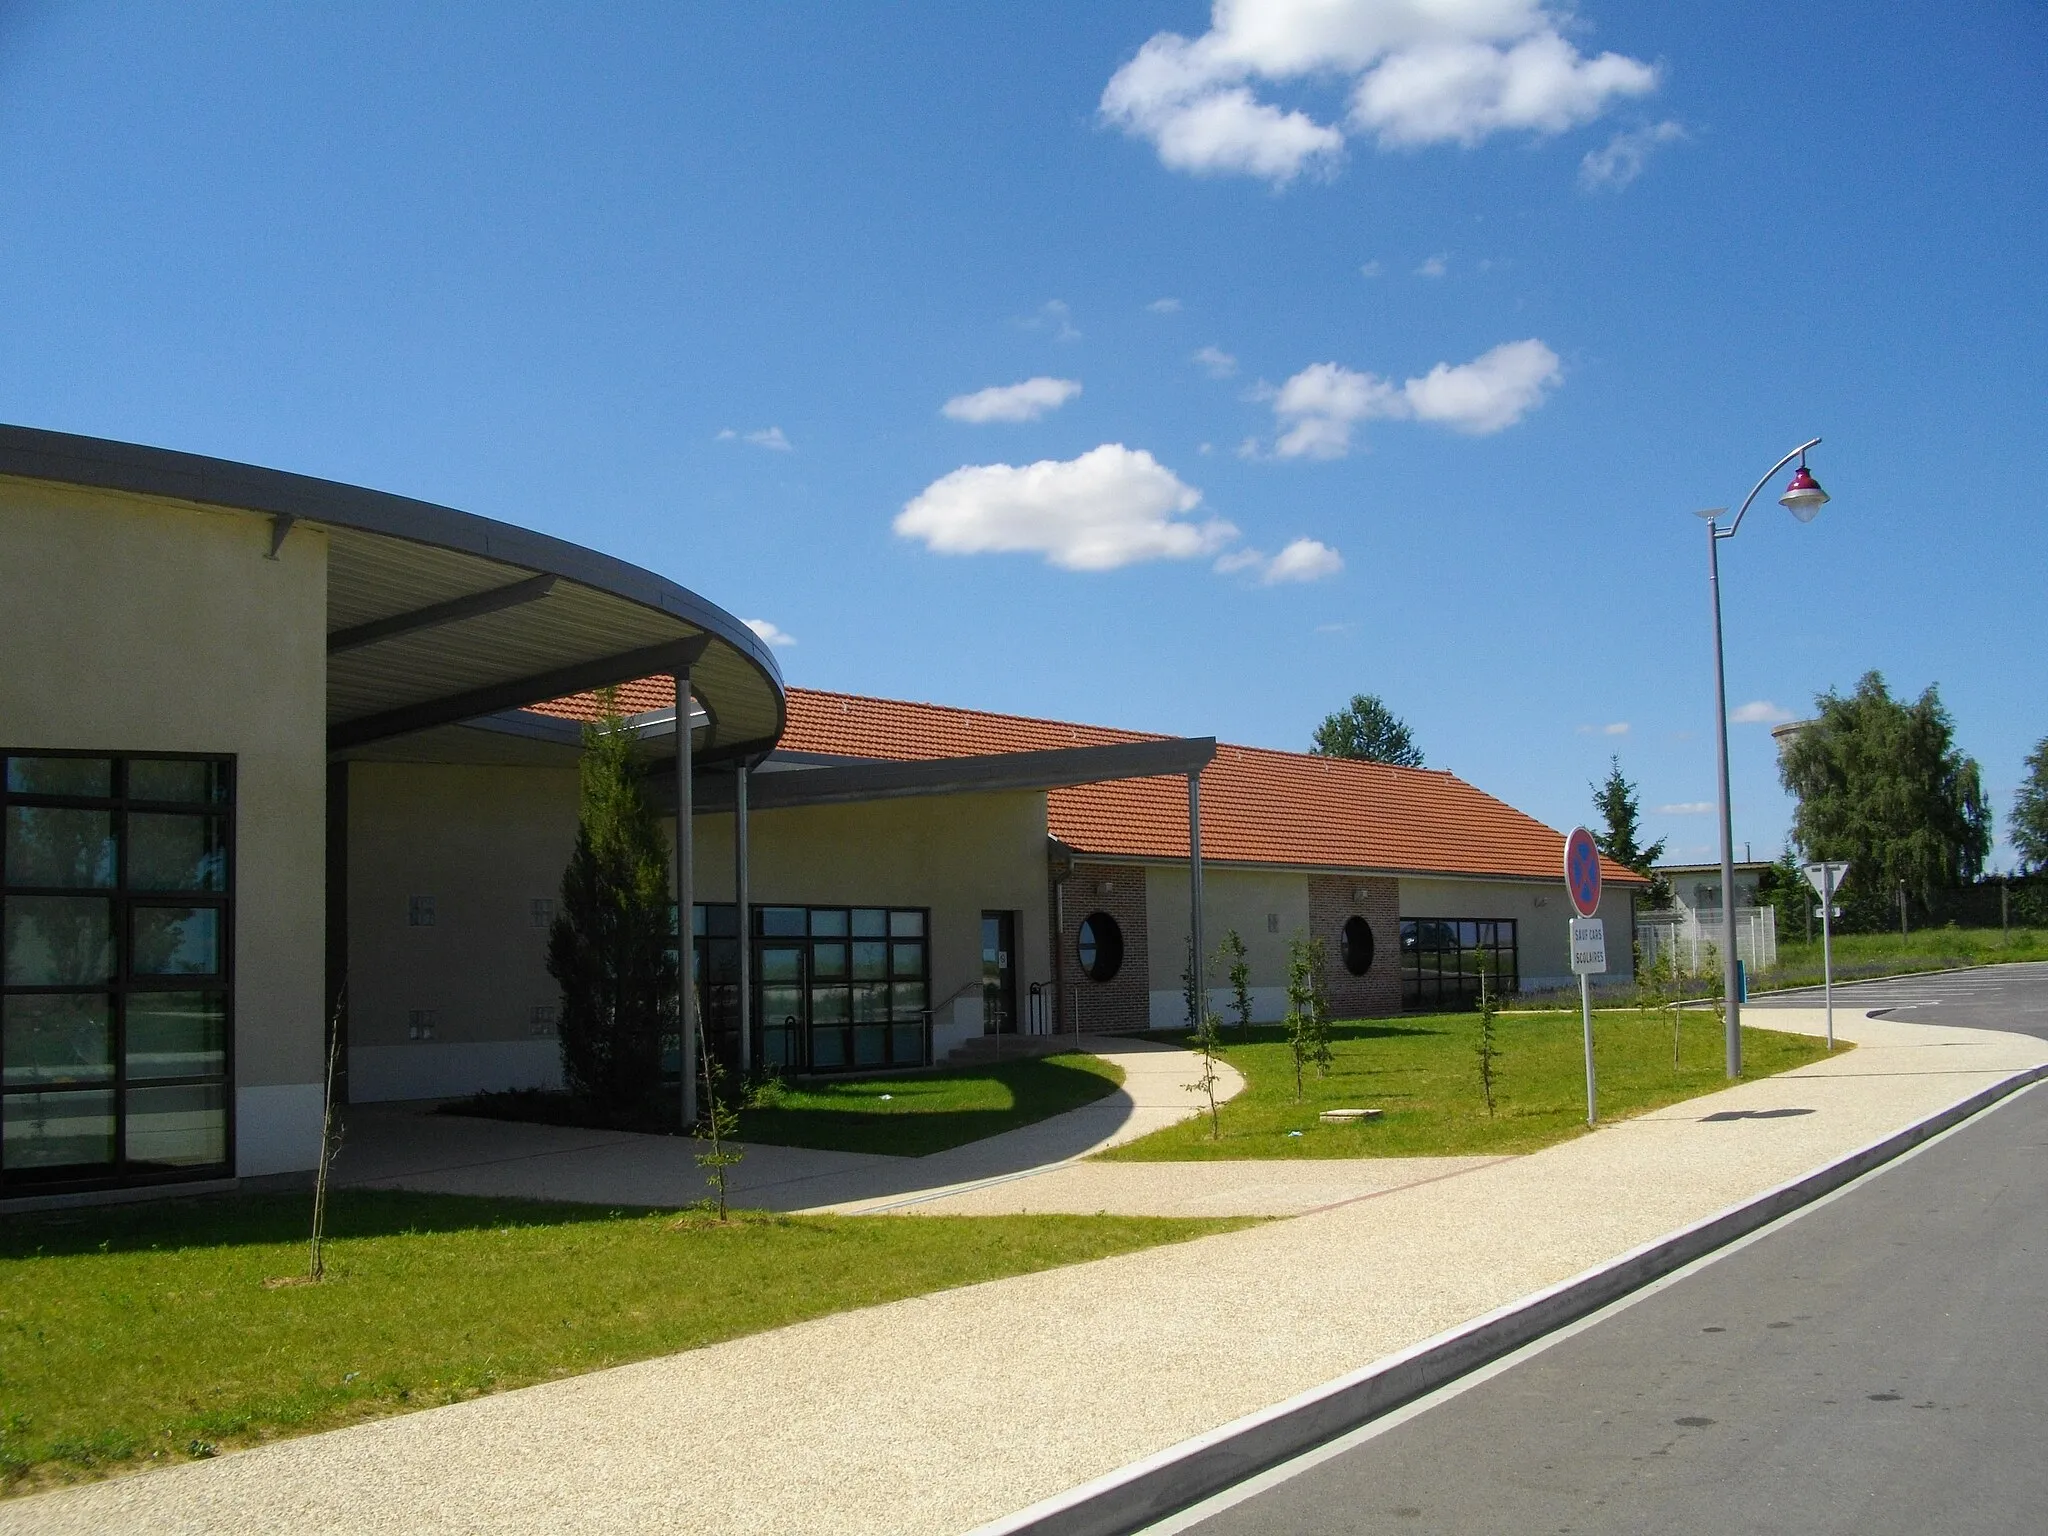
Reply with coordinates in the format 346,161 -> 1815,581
1636,906 -> 1778,976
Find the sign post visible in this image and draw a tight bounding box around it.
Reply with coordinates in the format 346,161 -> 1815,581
1565,827 -> 1605,1127
1802,861 -> 1851,1050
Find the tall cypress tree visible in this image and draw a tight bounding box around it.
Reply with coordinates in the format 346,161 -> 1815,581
547,700 -> 677,1122
1591,756 -> 1671,908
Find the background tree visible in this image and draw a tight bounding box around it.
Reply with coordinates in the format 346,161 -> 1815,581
547,699 -> 677,1123
1590,756 -> 1671,908
1779,671 -> 1991,923
2014,736 -> 2048,874
1311,694 -> 1423,767
1755,848 -> 1813,944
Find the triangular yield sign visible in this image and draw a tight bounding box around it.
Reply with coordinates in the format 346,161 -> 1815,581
1803,861 -> 1850,898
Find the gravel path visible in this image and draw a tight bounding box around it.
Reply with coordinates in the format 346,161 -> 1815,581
11,1009 -> 2039,1536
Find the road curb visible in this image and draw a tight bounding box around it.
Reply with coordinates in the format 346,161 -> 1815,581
967,1063 -> 2048,1536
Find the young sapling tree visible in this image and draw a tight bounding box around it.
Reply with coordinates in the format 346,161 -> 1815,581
1184,1002 -> 1226,1139
1282,936 -> 1333,1096
1474,948 -> 1502,1118
307,979 -> 347,1282
693,1022 -> 744,1220
1218,928 -> 1253,1038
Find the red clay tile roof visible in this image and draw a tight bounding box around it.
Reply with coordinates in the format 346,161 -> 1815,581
526,683 -> 1644,886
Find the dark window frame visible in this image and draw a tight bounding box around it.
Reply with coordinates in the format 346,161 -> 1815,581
1075,911 -> 1124,983
1340,915 -> 1376,976
675,904 -> 933,1076
1398,917 -> 1517,1011
2,749 -> 236,1195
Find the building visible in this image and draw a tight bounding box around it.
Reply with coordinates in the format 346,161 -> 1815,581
1640,859 -> 1779,974
4,427 -> 1640,1205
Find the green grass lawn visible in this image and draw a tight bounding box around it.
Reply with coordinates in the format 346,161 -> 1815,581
0,1188 -> 1249,1496
1099,1010 -> 1839,1161
732,1051 -> 1124,1157
1756,926 -> 2045,992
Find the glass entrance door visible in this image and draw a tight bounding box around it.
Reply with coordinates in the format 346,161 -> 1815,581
982,911 -> 1017,1035
757,944 -> 805,1072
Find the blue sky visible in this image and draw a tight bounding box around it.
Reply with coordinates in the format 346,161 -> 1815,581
3,1 -> 2043,868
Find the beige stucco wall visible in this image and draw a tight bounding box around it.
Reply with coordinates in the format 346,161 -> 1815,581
1398,875 -> 1638,989
690,789 -> 1053,1057
1143,864 -> 1311,1026
342,769 -> 1056,1096
344,760 -> 580,1100
0,476 -> 329,1174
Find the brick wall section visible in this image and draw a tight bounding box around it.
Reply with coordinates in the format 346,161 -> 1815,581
1053,861 -> 1152,1034
1309,875 -> 1402,1018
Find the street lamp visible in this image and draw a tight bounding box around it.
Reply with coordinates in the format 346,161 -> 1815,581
1698,438 -> 1829,1077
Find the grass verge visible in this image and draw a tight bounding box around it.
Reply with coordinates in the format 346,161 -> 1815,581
1098,1010 -> 1839,1160
1756,928 -> 2044,992
0,1188 -> 1250,1496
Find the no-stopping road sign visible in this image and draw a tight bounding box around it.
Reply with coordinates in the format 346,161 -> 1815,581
1565,826 -> 1603,918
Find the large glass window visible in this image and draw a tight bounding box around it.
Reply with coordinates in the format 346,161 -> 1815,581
2,753 -> 233,1192
742,905 -> 929,1074
1400,918 -> 1517,1010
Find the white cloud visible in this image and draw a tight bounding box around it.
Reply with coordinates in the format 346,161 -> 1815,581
894,444 -> 1234,573
1263,537 -> 1345,583
1214,538 -> 1346,584
941,377 -> 1082,424
1731,700 -> 1794,725
1577,722 -> 1630,736
1212,548 -> 1267,576
715,428 -> 735,440
734,426 -> 791,451
1359,259 -> 1384,278
1656,801 -> 1715,815
1400,339 -> 1563,433
1267,339 -> 1561,457
1148,296 -> 1183,313
1315,620 -> 1356,634
1028,299 -> 1081,341
1101,1 -> 1658,186
1192,345 -> 1239,378
744,619 -> 797,648
1579,119 -> 1685,191
1414,253 -> 1448,278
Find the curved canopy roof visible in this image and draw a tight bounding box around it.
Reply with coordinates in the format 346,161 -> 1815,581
0,425 -> 785,762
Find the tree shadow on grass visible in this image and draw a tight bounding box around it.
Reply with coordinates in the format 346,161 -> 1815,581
0,1188 -> 655,1262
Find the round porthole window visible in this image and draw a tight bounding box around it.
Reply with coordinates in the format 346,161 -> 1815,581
1077,912 -> 1124,982
1340,915 -> 1375,976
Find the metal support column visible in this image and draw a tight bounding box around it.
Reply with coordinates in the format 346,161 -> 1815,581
675,671 -> 696,1128
734,759 -> 751,1076
1707,522 -> 1742,1078
1188,770 -> 1205,1029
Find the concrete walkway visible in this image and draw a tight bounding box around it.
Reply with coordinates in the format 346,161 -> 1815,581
332,1037 -> 1260,1215
12,1009 -> 2043,1536
331,1036 -> 1497,1219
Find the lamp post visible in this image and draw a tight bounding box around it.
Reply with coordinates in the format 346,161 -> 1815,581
1700,438 -> 1829,1077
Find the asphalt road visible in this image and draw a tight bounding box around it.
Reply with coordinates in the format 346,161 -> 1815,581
1159,968 -> 2048,1536
1749,959 -> 2048,1038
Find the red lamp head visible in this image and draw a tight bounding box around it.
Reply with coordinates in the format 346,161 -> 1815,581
1779,463 -> 1829,522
